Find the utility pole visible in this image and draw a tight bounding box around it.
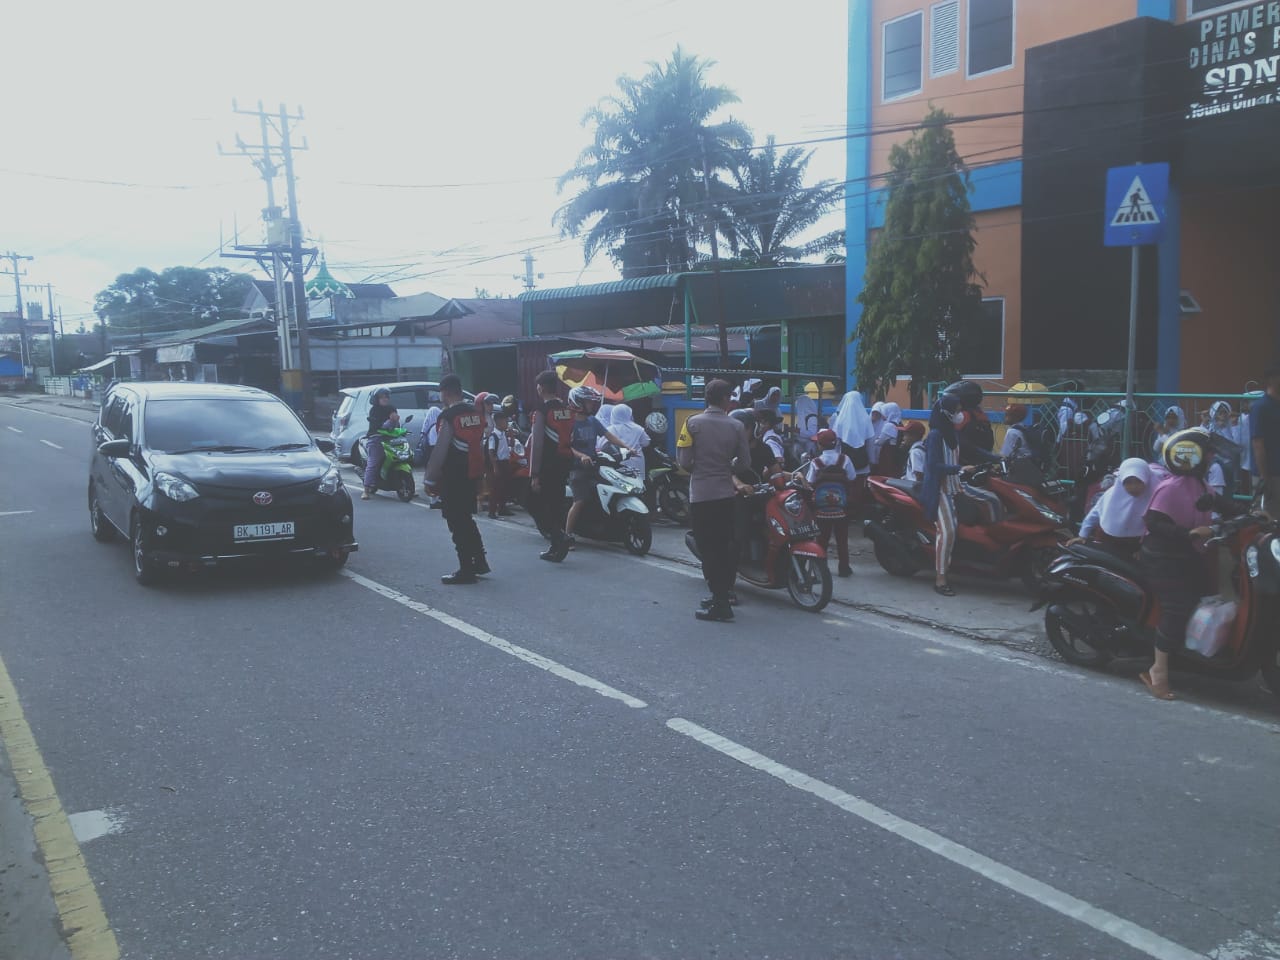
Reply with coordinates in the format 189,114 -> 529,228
220,101 -> 316,422
277,102 -> 314,425
698,134 -> 730,367
45,283 -> 56,375
3,251 -> 34,378
513,251 -> 543,292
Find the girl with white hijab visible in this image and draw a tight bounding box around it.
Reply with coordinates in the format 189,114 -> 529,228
793,393 -> 819,439
607,403 -> 649,477
1075,458 -> 1154,557
831,390 -> 876,476
1151,405 -> 1186,461
873,401 -> 903,472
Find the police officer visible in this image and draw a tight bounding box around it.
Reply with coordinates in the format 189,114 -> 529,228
677,379 -> 752,622
424,374 -> 489,584
528,369 -> 576,562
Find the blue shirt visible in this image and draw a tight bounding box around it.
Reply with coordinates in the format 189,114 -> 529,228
1251,393 -> 1280,473
571,416 -> 606,457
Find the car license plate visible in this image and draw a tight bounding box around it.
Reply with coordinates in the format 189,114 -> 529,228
233,521 -> 295,542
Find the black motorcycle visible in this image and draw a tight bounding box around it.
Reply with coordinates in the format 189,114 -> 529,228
642,412 -> 690,525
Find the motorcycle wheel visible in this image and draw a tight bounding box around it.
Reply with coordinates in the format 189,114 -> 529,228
660,485 -> 690,525
1019,546 -> 1060,596
787,555 -> 833,612
624,515 -> 652,556
1044,602 -> 1113,668
872,536 -> 917,577
1260,651 -> 1280,700
396,472 -> 416,502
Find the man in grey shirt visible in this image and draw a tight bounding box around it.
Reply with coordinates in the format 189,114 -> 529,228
677,379 -> 752,622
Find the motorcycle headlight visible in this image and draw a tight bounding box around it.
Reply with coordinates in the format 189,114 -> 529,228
154,471 -> 199,502
784,493 -> 804,517
1271,537 -> 1280,565
1246,545 -> 1260,580
318,463 -> 343,496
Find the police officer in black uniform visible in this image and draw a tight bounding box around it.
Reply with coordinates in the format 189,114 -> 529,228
424,374 -> 489,584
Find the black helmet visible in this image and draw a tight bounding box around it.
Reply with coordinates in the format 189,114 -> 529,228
371,387 -> 391,403
729,409 -> 756,430
942,380 -> 984,410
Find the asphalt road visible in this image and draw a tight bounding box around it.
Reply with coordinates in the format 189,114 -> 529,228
2,398 -> 1280,960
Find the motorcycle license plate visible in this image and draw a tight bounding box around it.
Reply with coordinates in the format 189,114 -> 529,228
234,521 -> 295,542
792,522 -> 818,538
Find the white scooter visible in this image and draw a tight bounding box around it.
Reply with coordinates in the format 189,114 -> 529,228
565,447 -> 652,555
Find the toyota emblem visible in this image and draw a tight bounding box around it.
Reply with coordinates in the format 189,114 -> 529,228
252,491 -> 273,506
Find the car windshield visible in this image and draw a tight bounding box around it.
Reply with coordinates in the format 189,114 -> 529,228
144,398 -> 312,454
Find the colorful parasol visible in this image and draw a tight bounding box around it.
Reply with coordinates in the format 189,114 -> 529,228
549,348 -> 662,403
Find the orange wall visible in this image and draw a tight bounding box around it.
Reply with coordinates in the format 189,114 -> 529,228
868,0 -> 1137,176
1178,186 -> 1280,395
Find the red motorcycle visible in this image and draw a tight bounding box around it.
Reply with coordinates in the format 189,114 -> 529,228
1036,511 -> 1280,697
685,472 -> 833,612
863,460 -> 1073,592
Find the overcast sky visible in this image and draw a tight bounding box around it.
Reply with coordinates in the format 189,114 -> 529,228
4,0 -> 847,329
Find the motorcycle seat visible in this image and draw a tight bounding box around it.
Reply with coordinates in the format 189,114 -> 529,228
883,478 -> 921,500
1068,543 -> 1144,582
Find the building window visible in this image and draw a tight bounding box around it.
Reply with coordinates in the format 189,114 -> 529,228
958,298 -> 1005,377
931,1 -> 960,77
1188,0 -> 1251,15
967,0 -> 1014,78
883,11 -> 924,101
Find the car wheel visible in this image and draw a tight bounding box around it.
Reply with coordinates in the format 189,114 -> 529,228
89,485 -> 116,542
131,516 -> 160,586
313,548 -> 350,575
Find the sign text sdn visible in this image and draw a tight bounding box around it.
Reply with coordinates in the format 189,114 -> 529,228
1187,1 -> 1280,117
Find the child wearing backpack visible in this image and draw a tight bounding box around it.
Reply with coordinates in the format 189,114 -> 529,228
805,428 -> 857,577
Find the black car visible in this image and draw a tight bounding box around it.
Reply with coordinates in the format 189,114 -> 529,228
88,382 -> 358,584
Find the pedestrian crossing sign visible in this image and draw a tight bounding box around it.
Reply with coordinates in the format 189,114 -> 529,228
1103,163 -> 1169,247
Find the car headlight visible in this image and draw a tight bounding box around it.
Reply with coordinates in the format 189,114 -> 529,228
154,471 -> 199,502
318,463 -> 343,496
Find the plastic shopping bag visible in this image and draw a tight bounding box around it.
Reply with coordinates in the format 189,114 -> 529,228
1185,597 -> 1237,658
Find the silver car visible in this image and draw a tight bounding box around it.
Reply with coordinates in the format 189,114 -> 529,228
329,381 -> 445,467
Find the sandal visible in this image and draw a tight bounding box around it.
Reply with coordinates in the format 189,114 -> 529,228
933,583 -> 956,597
1139,671 -> 1175,701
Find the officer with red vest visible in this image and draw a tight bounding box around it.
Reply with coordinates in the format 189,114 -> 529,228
424,374 -> 489,584
528,369 -> 576,562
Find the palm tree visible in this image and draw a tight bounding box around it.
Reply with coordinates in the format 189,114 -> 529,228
555,48 -> 752,278
719,137 -> 843,266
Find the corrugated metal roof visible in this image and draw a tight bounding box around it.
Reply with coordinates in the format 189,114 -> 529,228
518,274 -> 681,303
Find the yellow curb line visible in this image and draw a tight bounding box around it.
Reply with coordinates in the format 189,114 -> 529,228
0,652 -> 119,960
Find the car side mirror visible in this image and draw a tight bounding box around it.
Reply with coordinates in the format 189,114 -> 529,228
315,438 -> 336,454
98,439 -> 131,459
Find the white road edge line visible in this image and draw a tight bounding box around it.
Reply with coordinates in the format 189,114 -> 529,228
340,569 -> 648,710
0,510 -> 35,517
39,439 -> 62,449
5,425 -> 21,433
666,717 -> 1206,960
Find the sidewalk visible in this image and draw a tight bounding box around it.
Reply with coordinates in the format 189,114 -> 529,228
0,392 -> 99,422
495,506 -> 1049,657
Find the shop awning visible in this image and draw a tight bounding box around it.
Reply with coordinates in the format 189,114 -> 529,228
79,356 -> 119,372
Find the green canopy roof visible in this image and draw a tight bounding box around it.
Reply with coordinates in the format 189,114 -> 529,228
305,257 -> 353,299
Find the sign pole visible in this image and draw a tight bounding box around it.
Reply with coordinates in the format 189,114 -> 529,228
1123,246 -> 1139,455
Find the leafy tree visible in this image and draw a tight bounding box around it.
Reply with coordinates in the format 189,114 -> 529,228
853,108 -> 984,407
556,47 -> 751,278
719,137 -> 842,266
94,266 -> 255,344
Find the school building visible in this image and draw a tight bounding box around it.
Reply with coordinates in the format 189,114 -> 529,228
845,0 -> 1280,396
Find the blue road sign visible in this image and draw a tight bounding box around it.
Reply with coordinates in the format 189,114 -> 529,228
1104,163 -> 1169,247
